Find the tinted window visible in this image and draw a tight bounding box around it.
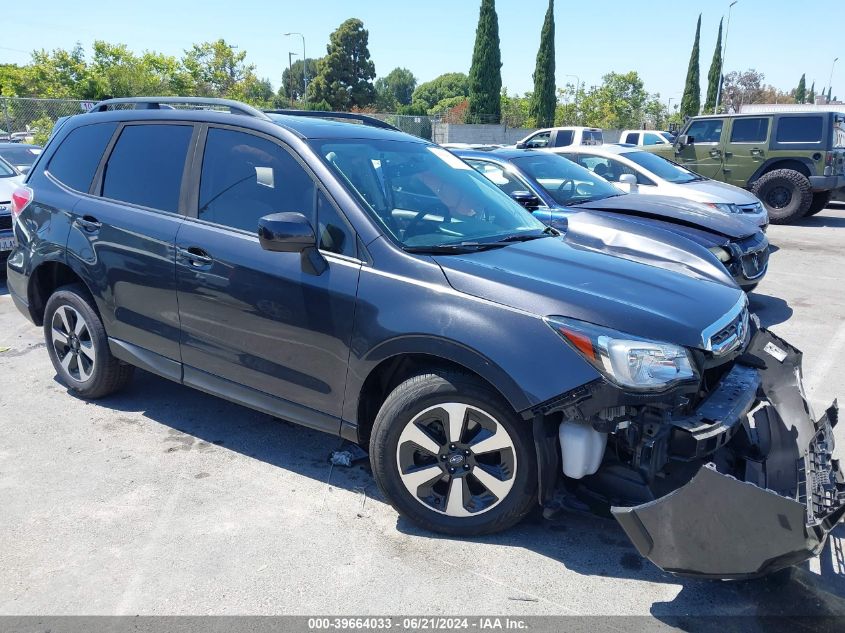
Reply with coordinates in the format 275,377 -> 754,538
102,124 -> 192,212
510,153 -> 621,205
776,116 -> 823,143
685,119 -> 724,143
0,157 -> 16,178
643,133 -> 664,146
581,130 -> 603,145
0,146 -> 41,166
466,159 -> 532,196
730,118 -> 769,143
624,132 -> 640,144
199,128 -> 315,232
623,151 -> 700,184
317,190 -> 355,257
48,122 -> 117,192
555,130 -> 574,146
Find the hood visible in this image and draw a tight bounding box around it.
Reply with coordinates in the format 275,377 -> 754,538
674,179 -> 762,205
433,213 -> 744,350
0,175 -> 23,203
574,194 -> 757,241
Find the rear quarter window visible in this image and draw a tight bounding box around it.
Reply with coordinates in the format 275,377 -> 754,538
47,122 -> 118,192
776,116 -> 823,143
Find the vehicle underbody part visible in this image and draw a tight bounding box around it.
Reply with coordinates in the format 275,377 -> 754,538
533,327 -> 845,579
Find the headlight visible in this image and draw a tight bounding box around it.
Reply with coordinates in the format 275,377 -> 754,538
546,317 -> 697,391
708,246 -> 732,262
705,202 -> 740,214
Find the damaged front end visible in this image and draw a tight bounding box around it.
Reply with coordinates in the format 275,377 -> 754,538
535,327 -> 845,579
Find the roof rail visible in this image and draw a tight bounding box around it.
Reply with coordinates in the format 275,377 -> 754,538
89,97 -> 272,120
264,109 -> 401,132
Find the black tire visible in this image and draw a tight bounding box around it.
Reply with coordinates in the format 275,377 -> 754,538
370,370 -> 538,536
43,284 -> 134,399
805,191 -> 832,216
751,169 -> 813,224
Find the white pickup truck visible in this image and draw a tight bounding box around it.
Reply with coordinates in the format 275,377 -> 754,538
515,126 -> 603,149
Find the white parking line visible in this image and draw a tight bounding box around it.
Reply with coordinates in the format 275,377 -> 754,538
807,319 -> 845,396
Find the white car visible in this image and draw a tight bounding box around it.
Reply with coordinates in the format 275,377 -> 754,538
515,126 -> 603,149
552,144 -> 769,229
619,130 -> 676,146
0,156 -> 25,264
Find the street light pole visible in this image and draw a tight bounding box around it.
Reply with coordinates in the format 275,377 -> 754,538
288,52 -> 299,102
714,0 -> 738,114
284,32 -> 307,107
828,57 -> 839,103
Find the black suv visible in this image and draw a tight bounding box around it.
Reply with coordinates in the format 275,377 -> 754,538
6,97 -> 843,579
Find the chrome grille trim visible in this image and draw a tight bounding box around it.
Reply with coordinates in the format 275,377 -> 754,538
700,295 -> 749,356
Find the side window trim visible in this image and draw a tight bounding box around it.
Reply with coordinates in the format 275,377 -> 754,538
91,120 -> 200,216
43,122 -> 120,196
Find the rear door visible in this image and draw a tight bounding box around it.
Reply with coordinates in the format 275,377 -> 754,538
68,121 -> 195,363
722,117 -> 770,187
175,125 -> 361,429
676,118 -> 727,178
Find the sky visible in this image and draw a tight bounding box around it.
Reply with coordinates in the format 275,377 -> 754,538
3,0 -> 842,105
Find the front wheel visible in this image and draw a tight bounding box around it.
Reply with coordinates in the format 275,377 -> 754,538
370,370 -> 538,536
43,284 -> 134,399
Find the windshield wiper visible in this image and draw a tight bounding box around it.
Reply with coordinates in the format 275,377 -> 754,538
495,226 -> 558,242
567,193 -> 625,206
403,242 -> 507,254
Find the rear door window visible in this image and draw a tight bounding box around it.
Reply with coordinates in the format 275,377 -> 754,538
730,118 -> 770,143
47,122 -> 117,192
776,116 -> 823,143
101,124 -> 193,213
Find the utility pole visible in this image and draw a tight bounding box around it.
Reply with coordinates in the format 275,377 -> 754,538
285,32 -> 307,107
288,52 -> 299,102
828,57 -> 839,104
714,0 -> 738,114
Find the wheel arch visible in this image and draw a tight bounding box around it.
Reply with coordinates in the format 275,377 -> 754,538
749,158 -> 814,186
27,260 -> 95,326
347,339 -> 533,447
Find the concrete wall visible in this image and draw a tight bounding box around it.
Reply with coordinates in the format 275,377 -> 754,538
433,122 -> 623,145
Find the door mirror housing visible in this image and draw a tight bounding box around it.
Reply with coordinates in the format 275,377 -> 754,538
258,212 -> 316,253
677,134 -> 692,147
515,141 -> 527,149
618,174 -> 638,192
509,190 -> 541,210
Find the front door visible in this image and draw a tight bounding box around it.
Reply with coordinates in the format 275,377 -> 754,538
175,126 -> 361,429
676,118 -> 726,178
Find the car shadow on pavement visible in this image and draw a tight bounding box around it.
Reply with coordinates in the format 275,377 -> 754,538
85,369 -> 845,622
748,292 -> 793,328
0,277 -> 8,296
797,214 -> 845,228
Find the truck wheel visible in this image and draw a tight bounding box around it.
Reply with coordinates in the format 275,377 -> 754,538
805,191 -> 832,216
43,284 -> 134,399
370,370 -> 537,536
751,169 -> 813,224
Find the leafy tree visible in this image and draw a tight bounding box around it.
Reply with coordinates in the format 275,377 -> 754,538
704,18 -> 722,113
375,67 -> 417,108
680,14 -> 701,118
553,72 -> 661,129
281,58 -> 320,101
502,89 -> 532,127
411,72 -> 469,109
309,18 -> 377,110
183,39 -> 254,97
24,44 -> 90,98
796,74 -> 806,103
722,69 -> 794,109
529,0 -> 556,127
467,0 -> 502,122
84,41 -> 191,98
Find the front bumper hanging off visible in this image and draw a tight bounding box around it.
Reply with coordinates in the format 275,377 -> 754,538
612,329 -> 845,579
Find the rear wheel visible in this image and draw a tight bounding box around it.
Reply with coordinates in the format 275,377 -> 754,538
370,370 -> 537,536
44,284 -> 134,399
751,169 -> 813,224
805,191 -> 833,216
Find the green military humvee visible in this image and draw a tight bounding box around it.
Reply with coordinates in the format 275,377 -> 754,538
643,112 -> 845,223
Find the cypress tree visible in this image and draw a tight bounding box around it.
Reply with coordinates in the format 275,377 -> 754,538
704,18 -> 722,113
809,81 -> 816,104
680,14 -> 701,118
529,0 -> 556,127
468,0 -> 502,123
796,74 -> 806,103
828,86 -> 833,101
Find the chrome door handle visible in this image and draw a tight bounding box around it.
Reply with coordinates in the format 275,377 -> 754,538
74,216 -> 101,232
177,247 -> 213,267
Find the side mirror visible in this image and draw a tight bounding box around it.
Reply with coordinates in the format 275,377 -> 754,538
677,134 -> 692,147
258,212 -> 316,252
618,174 -> 638,192
510,190 -> 541,210
515,142 -> 527,149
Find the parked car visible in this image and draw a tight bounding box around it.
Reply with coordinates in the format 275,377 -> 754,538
619,130 -> 676,146
0,143 -> 43,175
642,112 -> 845,223
453,148 -> 769,291
515,126 -> 603,149
6,97 -> 842,579
0,156 -> 24,269
556,144 -> 768,230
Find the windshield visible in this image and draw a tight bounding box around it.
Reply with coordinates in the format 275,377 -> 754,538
0,157 -> 17,178
309,139 -> 548,250
0,146 -> 40,166
622,150 -> 702,184
510,153 -> 621,205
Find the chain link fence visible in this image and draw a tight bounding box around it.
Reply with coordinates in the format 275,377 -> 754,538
0,97 -> 438,143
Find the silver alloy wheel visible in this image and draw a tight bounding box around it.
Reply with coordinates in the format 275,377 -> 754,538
395,403 -> 517,517
51,305 -> 95,382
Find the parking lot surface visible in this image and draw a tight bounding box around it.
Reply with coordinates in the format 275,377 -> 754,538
1,207 -> 844,621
